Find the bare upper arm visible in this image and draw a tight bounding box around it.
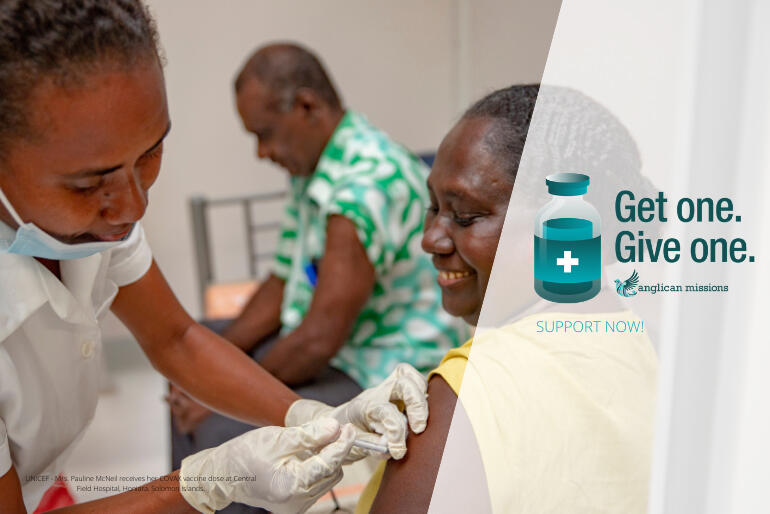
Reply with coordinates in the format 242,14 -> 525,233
253,214 -> 376,383
369,375 -> 459,513
296,214 -> 375,345
0,466 -> 26,514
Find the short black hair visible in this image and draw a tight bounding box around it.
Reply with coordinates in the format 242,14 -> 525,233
235,42 -> 342,111
462,84 -> 540,183
0,0 -> 161,156
462,84 -> 657,261
462,85 -> 646,191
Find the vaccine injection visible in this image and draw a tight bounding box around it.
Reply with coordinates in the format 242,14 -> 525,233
352,439 -> 389,454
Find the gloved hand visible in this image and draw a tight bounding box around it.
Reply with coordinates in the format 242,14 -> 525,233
284,363 -> 428,461
179,418 -> 355,514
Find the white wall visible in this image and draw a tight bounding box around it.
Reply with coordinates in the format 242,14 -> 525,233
101,0 -> 559,340
463,0 -> 562,105
541,0 -> 691,191
144,0 -> 455,317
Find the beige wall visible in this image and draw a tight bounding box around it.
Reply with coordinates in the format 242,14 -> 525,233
102,0 -> 560,338
463,0 -> 561,104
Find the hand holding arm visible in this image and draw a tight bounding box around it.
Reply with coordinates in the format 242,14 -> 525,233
285,363 -> 429,461
368,376 -> 458,512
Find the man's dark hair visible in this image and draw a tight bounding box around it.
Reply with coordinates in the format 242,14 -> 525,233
235,43 -> 342,111
0,0 -> 161,156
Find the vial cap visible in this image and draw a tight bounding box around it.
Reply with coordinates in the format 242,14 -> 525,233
545,173 -> 590,196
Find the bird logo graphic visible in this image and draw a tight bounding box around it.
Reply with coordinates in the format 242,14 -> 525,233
615,270 -> 640,297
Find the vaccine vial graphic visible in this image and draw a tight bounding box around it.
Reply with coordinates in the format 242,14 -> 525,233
534,173 -> 601,303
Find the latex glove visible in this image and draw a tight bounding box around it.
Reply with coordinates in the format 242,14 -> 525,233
180,418 -> 356,514
284,363 -> 428,461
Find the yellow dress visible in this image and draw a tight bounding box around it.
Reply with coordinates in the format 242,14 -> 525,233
356,311 -> 657,513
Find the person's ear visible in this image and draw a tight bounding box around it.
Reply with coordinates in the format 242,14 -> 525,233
294,88 -> 321,120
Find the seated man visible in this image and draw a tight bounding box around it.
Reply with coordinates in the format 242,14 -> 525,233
358,85 -> 659,513
170,43 -> 465,491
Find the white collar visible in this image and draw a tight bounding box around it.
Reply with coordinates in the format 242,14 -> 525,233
0,221 -> 102,340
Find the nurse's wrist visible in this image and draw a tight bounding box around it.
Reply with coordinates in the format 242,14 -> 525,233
179,449 -> 230,513
284,398 -> 332,427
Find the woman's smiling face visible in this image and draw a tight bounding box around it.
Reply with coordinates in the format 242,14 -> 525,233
422,117 -> 514,325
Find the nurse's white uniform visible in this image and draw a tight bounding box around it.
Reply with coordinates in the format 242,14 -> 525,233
0,221 -> 152,511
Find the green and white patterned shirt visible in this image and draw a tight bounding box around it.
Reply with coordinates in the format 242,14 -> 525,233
272,111 -> 466,388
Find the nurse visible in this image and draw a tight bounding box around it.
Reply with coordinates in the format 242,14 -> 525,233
0,1 -> 428,513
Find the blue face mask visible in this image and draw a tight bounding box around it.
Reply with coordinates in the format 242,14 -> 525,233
0,185 -> 133,260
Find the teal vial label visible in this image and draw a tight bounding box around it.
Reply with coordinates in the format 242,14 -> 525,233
535,218 -> 601,286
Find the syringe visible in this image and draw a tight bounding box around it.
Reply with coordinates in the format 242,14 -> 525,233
352,439 -> 389,454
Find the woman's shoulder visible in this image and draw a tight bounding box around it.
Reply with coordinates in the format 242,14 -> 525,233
428,338 -> 473,395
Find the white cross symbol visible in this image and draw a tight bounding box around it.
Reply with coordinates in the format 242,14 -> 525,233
556,250 -> 579,273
